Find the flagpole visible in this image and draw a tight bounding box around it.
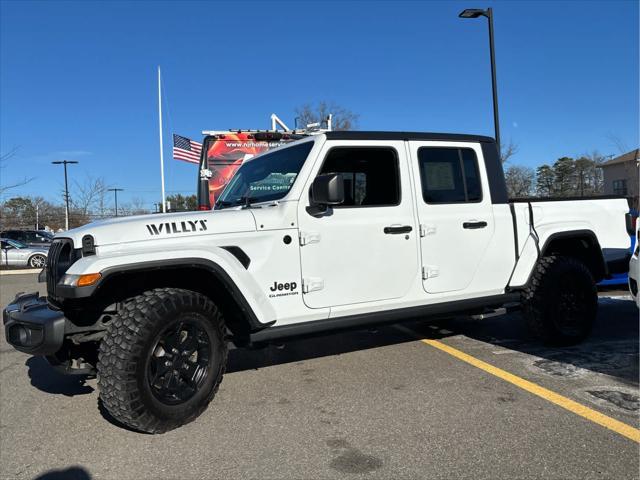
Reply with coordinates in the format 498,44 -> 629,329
158,66 -> 166,213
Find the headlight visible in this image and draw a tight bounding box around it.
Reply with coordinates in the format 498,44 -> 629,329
59,273 -> 101,287
60,274 -> 79,286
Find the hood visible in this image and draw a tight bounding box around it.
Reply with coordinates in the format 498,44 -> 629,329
57,209 -> 256,247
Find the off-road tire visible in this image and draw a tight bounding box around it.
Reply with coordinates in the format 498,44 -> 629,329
522,255 -> 597,346
97,288 -> 227,433
28,254 -> 46,268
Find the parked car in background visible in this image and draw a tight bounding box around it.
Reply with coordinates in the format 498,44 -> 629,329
0,230 -> 54,247
0,238 -> 48,268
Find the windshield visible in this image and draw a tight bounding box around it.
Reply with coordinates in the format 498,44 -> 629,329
215,141 -> 314,209
200,133 -> 295,208
6,239 -> 27,249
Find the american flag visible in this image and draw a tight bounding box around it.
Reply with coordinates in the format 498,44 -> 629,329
173,134 -> 202,164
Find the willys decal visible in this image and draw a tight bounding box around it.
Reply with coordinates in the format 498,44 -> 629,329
146,219 -> 208,236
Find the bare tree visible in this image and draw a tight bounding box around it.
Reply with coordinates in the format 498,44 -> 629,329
504,164 -> 535,197
129,197 -> 149,215
500,139 -> 519,164
0,147 -> 34,195
72,175 -> 108,217
294,101 -> 359,131
606,133 -> 630,154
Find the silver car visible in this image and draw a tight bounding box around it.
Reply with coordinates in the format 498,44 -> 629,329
0,238 -> 48,268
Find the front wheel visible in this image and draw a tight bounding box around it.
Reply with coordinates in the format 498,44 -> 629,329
29,254 -> 46,268
521,255 -> 597,346
97,288 -> 227,433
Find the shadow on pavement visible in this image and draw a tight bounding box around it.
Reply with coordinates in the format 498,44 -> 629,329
33,466 -> 91,480
228,297 -> 638,390
26,357 -> 93,396
21,296 -> 638,416
415,296 -> 639,387
227,323 -> 418,373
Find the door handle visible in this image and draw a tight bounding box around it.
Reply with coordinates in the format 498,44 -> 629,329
384,225 -> 413,234
463,221 -> 487,229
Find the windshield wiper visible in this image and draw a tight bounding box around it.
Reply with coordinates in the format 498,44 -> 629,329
240,196 -> 259,209
215,196 -> 259,209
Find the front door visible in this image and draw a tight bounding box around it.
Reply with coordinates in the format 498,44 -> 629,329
409,142 -> 495,294
297,142 -> 418,309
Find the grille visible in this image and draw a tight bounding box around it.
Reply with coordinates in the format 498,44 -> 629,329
46,238 -> 77,298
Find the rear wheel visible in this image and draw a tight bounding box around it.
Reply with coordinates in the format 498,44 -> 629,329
522,255 -> 597,346
97,288 -> 227,433
29,254 -> 46,268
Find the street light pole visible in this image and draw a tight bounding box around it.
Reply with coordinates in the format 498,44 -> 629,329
52,160 -> 78,230
108,188 -> 124,217
459,7 -> 501,155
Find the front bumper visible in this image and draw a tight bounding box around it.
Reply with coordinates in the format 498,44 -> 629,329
3,292 -> 66,355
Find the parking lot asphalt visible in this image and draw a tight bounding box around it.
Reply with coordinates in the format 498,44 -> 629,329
0,273 -> 638,480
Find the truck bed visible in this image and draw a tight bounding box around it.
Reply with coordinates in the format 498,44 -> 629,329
506,196 -> 631,287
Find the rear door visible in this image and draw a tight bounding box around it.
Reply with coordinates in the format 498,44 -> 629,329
409,142 -> 494,294
297,141 -> 418,309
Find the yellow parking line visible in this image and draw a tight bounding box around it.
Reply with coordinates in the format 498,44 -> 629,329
422,338 -> 640,443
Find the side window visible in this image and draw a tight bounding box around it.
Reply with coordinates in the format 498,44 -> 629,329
24,232 -> 38,243
8,231 -> 24,242
318,147 -> 400,207
418,147 -> 482,203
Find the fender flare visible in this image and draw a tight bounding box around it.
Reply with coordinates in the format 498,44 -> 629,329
540,229 -> 606,276
57,257 -> 272,332
510,229 -> 606,289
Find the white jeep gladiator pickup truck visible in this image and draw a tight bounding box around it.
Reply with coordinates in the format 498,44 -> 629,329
3,131 -> 631,433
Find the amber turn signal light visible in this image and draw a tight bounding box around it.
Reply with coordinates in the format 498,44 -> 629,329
77,273 -> 102,287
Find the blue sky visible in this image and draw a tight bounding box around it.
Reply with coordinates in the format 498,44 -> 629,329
1,0 -> 638,209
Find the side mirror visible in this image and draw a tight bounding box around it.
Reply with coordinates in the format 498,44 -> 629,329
311,173 -> 344,206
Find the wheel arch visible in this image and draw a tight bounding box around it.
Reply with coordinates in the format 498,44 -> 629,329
509,229 -> 607,289
539,230 -> 606,282
86,259 -> 273,344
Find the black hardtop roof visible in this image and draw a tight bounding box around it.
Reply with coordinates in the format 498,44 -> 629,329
324,131 -> 495,143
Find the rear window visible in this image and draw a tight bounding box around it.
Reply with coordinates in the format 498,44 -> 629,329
418,147 -> 482,203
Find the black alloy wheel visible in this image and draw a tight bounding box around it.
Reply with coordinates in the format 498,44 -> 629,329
553,280 -> 590,337
147,320 -> 212,405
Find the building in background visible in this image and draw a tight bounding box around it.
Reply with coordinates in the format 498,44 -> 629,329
600,148 -> 639,210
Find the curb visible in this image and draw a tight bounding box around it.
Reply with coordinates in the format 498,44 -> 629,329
0,269 -> 40,276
